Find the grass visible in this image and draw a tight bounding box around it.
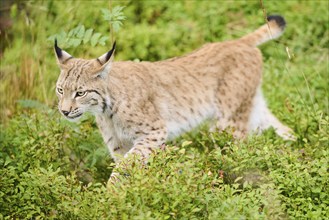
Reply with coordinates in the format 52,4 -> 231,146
0,0 -> 328,219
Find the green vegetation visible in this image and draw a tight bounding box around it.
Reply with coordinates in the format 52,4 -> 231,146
0,0 -> 328,219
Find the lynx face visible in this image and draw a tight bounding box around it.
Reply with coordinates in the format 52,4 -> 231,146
55,41 -> 116,121
56,66 -> 99,120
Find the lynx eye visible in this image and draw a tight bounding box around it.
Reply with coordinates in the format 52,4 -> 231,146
76,91 -> 87,97
57,87 -> 63,94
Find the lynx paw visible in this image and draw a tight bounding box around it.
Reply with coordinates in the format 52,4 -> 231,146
276,126 -> 296,141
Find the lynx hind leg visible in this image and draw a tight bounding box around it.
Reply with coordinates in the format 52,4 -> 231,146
248,89 -> 295,140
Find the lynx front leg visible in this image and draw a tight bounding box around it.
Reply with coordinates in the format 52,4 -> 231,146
124,100 -> 168,160
127,127 -> 168,160
107,127 -> 167,185
108,100 -> 168,185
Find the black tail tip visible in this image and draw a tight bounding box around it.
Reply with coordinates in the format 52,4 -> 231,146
267,15 -> 286,30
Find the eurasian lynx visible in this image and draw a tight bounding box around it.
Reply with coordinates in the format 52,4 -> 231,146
54,15 -> 294,182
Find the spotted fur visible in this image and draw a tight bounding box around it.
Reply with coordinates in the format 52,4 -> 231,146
54,15 -> 294,182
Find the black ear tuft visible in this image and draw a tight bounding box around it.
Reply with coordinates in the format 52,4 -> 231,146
54,38 -> 62,58
105,41 -> 116,62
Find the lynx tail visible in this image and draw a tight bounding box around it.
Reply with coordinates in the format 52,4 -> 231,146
240,15 -> 286,47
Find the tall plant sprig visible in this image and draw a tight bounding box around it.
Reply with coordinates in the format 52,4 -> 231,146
101,5 -> 126,43
48,5 -> 125,49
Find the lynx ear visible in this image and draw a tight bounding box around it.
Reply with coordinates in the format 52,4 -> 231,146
95,41 -> 116,78
97,41 -> 116,65
54,39 -> 73,65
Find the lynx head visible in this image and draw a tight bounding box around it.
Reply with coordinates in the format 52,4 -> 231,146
54,40 -> 116,121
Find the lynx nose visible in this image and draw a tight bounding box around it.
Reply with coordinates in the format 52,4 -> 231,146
61,110 -> 70,116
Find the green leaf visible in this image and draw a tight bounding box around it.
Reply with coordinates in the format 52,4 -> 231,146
101,6 -> 125,26
67,28 -> 75,37
90,33 -> 101,46
191,207 -> 201,212
83,28 -> 93,44
112,22 -> 122,32
76,25 -> 85,38
101,8 -> 111,21
182,141 -> 192,148
234,176 -> 243,183
69,38 -> 82,47
98,36 -> 109,46
178,149 -> 185,154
